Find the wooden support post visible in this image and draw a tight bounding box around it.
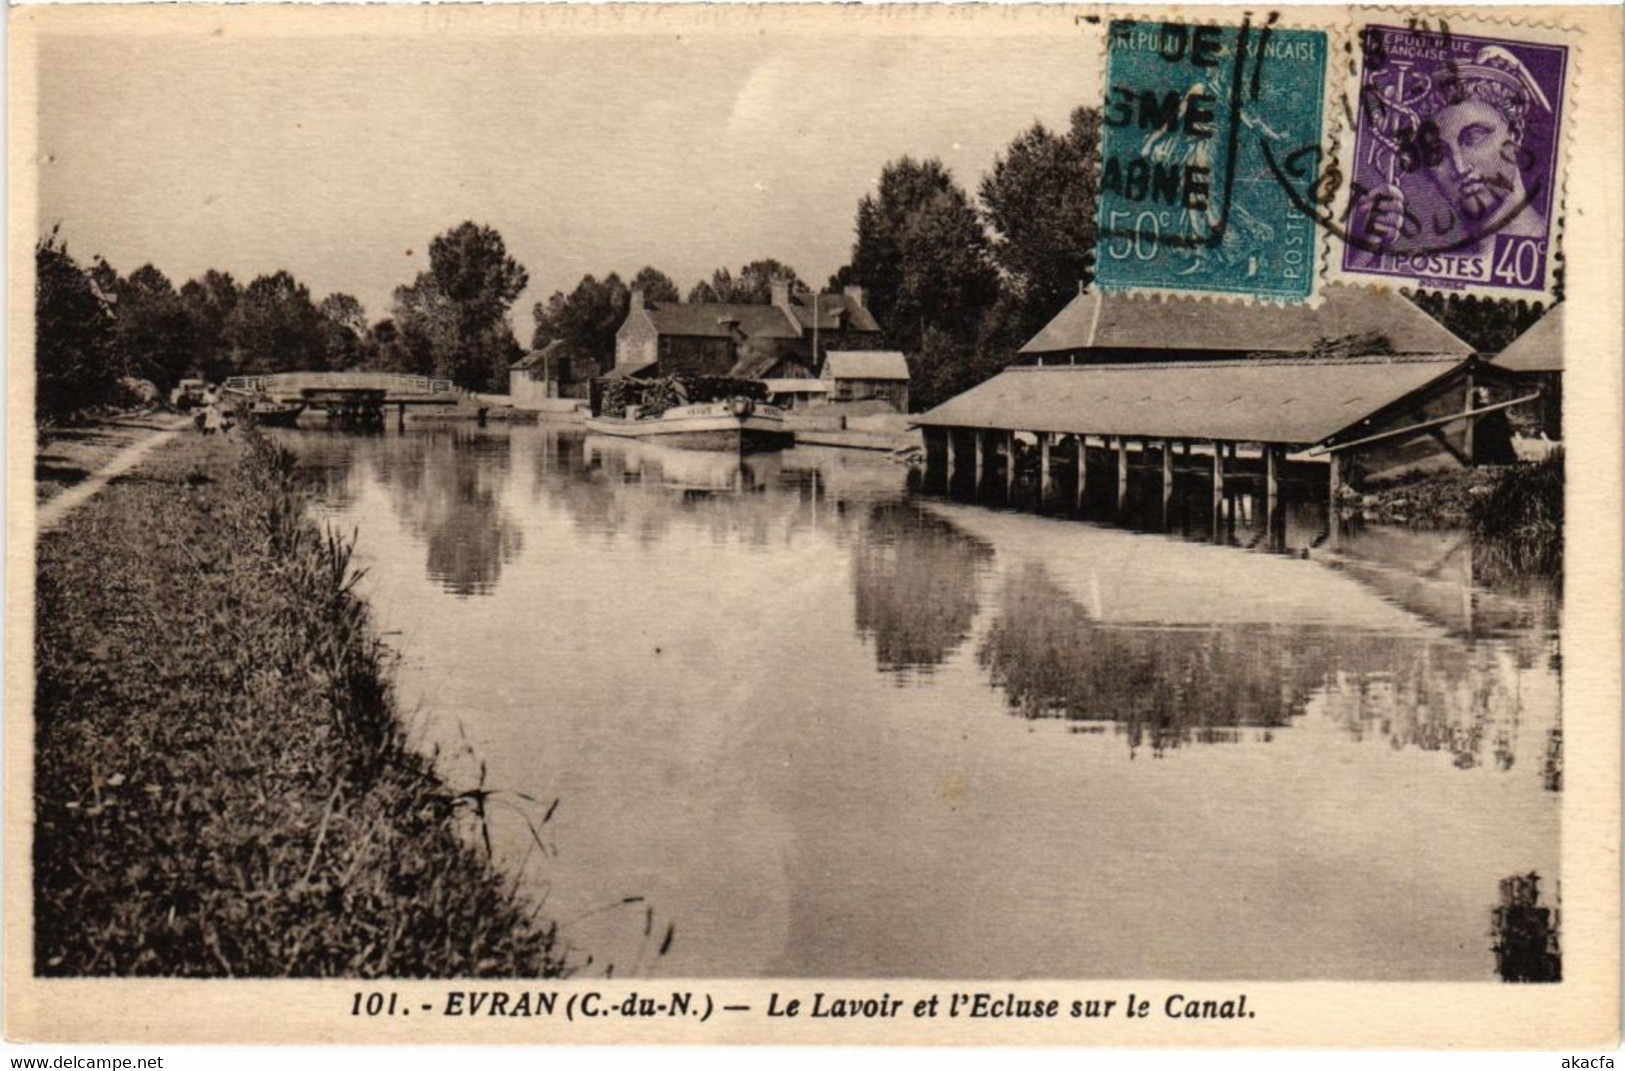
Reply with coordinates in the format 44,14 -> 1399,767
945,428 -> 957,483
1039,432 -> 1053,501
1118,438 -> 1131,510
1006,430 -> 1017,496
1264,443 -> 1279,519
398,402 -> 406,431
1462,372 -> 1476,464
1328,451 -> 1344,549
1076,435 -> 1088,508
974,430 -> 985,492
1161,439 -> 1174,514
1211,439 -> 1226,518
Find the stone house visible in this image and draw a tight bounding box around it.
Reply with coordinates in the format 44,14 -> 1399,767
611,280 -> 882,382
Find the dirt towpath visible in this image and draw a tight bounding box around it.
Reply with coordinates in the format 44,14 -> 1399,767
35,414 -> 191,532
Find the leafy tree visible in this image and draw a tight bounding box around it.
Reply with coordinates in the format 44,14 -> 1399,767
682,277 -> 721,303
980,107 -> 1102,336
224,271 -> 326,375
390,276 -> 457,379
103,264 -> 193,392
907,296 -> 1029,413
844,156 -> 999,352
686,260 -> 801,304
530,273 -> 629,371
358,317 -> 403,372
178,270 -> 241,383
394,222 -> 528,389
35,229 -> 119,421
629,266 -> 680,305
317,292 -> 368,372
1405,292 -> 1548,354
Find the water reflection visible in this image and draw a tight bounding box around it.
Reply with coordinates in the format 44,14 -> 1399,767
979,561 -> 1316,753
1491,872 -> 1561,982
279,425 -> 1562,980
339,429 -> 522,597
852,503 -> 992,678
934,504 -> 1561,773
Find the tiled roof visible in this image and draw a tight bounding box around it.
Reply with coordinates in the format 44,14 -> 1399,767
646,302 -> 800,340
1492,304 -> 1563,373
788,292 -> 882,333
1019,284 -> 1473,357
825,350 -> 910,380
912,355 -> 1470,446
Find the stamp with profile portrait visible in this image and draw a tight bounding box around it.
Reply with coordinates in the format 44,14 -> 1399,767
1336,19 -> 1572,298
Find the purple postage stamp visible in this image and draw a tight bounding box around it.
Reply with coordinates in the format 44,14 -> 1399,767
1339,21 -> 1570,297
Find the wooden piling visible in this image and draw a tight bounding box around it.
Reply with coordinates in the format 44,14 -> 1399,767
1160,439 -> 1174,513
1039,432 -> 1053,501
1211,440 -> 1225,505
1264,444 -> 1279,518
1462,371 -> 1476,462
1115,437 -> 1129,510
1006,430 -> 1017,496
974,430 -> 986,492
1075,435 -> 1088,509
945,427 -> 957,483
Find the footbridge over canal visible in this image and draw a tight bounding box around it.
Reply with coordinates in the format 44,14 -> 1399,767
224,372 -> 468,424
224,372 -> 463,405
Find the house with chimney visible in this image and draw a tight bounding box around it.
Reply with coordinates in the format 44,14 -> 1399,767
611,280 -> 884,383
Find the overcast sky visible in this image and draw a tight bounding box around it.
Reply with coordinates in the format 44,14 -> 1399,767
34,10 -> 1097,340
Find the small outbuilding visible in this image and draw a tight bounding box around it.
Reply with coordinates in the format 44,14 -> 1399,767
1489,304 -> 1563,439
822,351 -> 910,411
511,341 -> 598,406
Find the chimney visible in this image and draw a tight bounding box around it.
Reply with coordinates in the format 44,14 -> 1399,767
770,279 -> 791,309
843,284 -> 865,308
629,286 -> 645,311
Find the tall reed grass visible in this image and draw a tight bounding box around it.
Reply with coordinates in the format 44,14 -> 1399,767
34,426 -> 570,976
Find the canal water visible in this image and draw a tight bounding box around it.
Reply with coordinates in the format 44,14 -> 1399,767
285,424 -> 1561,981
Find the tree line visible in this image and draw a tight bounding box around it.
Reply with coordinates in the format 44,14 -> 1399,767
39,101 -> 1550,424
35,221 -> 529,422
528,109 -> 1109,412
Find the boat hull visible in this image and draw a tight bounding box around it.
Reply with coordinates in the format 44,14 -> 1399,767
249,404 -> 305,428
584,412 -> 793,453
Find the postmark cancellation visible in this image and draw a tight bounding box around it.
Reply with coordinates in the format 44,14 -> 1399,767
1093,9 -> 1577,307
1094,16 -> 1334,304
1333,14 -> 1575,300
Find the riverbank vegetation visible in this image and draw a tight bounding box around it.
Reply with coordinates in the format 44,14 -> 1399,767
34,427 -> 569,976
35,221 -> 531,421
1354,452 -> 1564,578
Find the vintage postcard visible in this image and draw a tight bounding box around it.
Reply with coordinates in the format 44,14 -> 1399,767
6,2 -> 1621,1050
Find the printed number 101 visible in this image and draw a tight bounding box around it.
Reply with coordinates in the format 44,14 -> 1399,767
352,991 -> 404,1016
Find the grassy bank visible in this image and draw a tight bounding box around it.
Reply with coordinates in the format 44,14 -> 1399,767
1354,453 -> 1564,578
35,411 -> 185,504
34,427 -> 569,977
